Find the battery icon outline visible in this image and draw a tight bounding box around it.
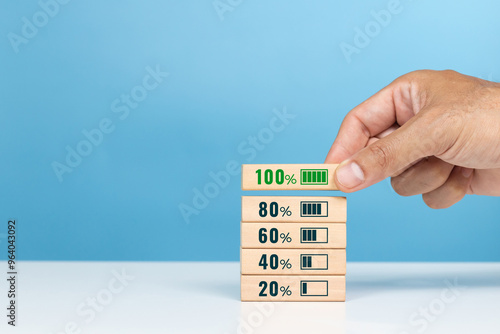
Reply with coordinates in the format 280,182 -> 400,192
300,201 -> 328,217
300,280 -> 329,296
300,227 -> 328,243
300,254 -> 329,270
300,169 -> 328,185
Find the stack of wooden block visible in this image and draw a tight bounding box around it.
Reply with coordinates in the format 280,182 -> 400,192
240,164 -> 346,301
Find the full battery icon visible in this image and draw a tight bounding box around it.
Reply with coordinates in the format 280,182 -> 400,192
300,254 -> 328,270
300,280 -> 329,296
300,169 -> 328,185
300,201 -> 328,217
301,227 -> 328,243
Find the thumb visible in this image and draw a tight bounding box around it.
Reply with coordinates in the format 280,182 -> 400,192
334,116 -> 440,192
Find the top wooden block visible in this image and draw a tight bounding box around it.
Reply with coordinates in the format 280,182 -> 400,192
241,164 -> 340,190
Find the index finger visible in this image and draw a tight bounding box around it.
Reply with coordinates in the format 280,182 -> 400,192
325,79 -> 416,163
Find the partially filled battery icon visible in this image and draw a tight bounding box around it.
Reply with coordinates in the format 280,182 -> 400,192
300,227 -> 328,243
300,201 -> 328,217
300,254 -> 328,270
300,280 -> 329,296
300,169 -> 328,185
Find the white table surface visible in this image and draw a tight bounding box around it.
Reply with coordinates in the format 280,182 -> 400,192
2,262 -> 499,333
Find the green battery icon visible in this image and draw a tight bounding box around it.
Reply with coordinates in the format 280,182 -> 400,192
300,169 -> 328,185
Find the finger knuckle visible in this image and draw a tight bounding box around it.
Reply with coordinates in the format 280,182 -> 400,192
402,69 -> 429,79
439,69 -> 459,78
429,110 -> 465,156
368,143 -> 392,171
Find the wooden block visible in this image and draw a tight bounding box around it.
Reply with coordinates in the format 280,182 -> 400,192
241,275 -> 345,301
241,164 -> 340,190
241,196 -> 346,222
241,222 -> 346,249
241,249 -> 346,275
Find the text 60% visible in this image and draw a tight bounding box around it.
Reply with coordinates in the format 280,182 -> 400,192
258,228 -> 292,244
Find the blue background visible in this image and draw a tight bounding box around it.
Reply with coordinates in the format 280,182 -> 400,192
1,0 -> 499,261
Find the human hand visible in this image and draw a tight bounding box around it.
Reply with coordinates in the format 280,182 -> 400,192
325,70 -> 500,208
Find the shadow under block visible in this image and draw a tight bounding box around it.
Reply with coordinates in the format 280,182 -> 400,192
241,275 -> 345,302
241,249 -> 346,275
241,164 -> 340,190
241,196 -> 346,223
241,222 -> 346,249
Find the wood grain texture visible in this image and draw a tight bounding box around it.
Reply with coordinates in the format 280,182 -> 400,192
241,249 -> 346,275
242,164 -> 340,190
241,275 -> 345,302
241,196 -> 346,222
241,222 -> 346,249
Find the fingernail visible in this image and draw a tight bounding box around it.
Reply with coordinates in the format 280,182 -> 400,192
461,167 -> 473,178
336,161 -> 365,188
